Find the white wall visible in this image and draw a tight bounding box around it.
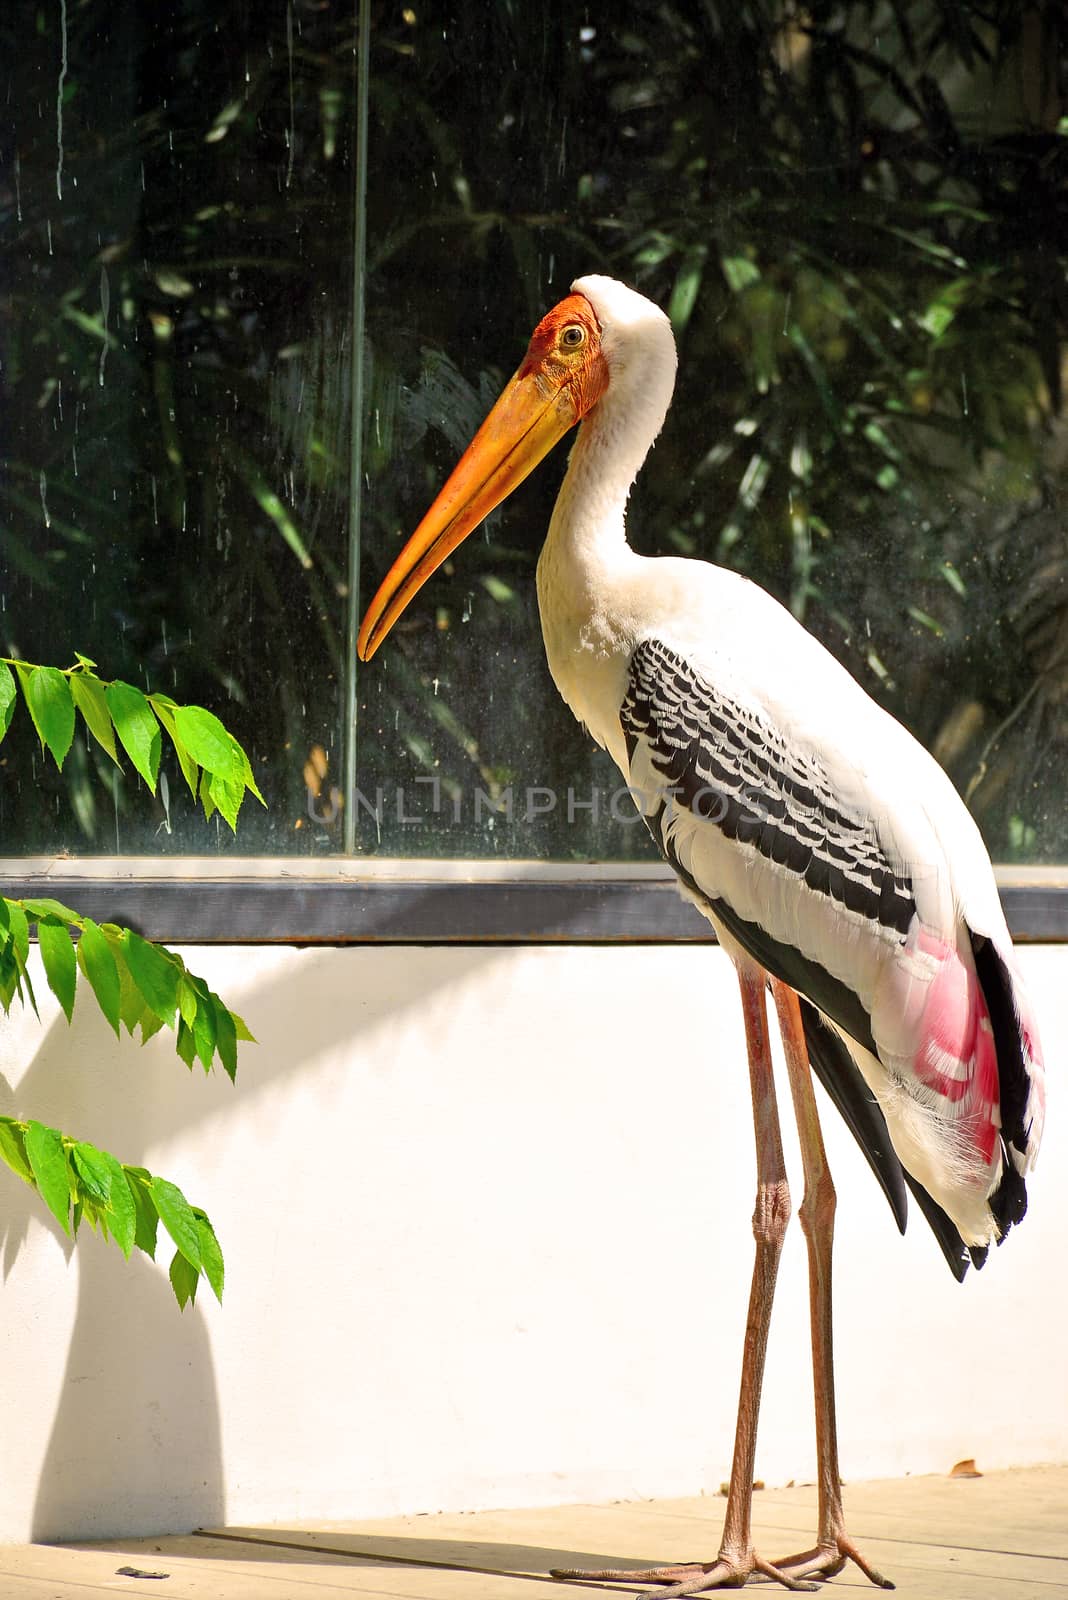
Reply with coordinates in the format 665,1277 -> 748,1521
0,941 -> 1064,1543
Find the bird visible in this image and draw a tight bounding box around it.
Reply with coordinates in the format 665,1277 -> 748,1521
357,276 -> 1046,1594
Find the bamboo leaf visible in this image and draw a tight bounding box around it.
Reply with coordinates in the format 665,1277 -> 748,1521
669,249 -> 706,333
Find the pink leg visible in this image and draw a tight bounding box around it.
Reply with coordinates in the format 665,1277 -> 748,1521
768,981 -> 893,1590
551,963 -> 814,1595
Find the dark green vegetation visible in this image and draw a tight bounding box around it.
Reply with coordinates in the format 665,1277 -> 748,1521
3,2 -> 1066,858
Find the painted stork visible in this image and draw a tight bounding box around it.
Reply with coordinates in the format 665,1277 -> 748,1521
357,277 -> 1046,1594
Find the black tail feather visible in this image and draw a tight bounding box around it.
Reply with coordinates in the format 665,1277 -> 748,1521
799,1000 -> 907,1235
970,931 -> 1032,1243
799,1000 -> 974,1282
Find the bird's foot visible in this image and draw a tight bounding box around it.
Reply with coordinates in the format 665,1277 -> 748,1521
550,1549 -> 818,1594
771,1531 -> 894,1589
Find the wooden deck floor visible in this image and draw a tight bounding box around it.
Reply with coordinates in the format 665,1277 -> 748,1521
4,1465 -> 1066,1599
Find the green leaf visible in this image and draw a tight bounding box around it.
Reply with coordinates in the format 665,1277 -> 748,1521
228,445 -> 313,569
20,896 -> 81,923
940,560 -> 967,597
98,1152 -> 136,1258
139,1009 -> 166,1045
76,917 -> 121,1036
70,672 -> 120,765
70,1140 -> 113,1204
5,900 -> 29,967
175,1017 -> 197,1067
38,920 -> 77,1022
122,931 -> 180,1027
24,1121 -> 71,1234
669,249 -> 706,333
73,652 -> 98,669
232,1010 -> 255,1043
0,1117 -> 34,1185
172,705 -> 243,781
177,976 -> 198,1030
194,1210 -> 225,1301
204,767 -> 244,832
0,946 -> 20,1012
151,1176 -> 202,1269
116,945 -> 149,1035
20,666 -> 76,769
480,574 -> 515,604
105,680 -> 161,792
192,994 -> 217,1071
0,662 -> 15,744
721,253 -> 761,293
4,947 -> 36,1015
169,1249 -> 200,1309
150,698 -> 201,800
236,744 -> 265,806
125,1168 -> 159,1258
213,1000 -> 238,1081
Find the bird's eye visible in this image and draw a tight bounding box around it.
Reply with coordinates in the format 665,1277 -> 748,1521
561,325 -> 586,348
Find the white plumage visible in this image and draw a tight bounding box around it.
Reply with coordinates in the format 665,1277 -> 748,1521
537,275 -> 1042,1252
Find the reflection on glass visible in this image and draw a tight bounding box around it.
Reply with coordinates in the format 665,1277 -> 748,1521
3,3 -> 1066,863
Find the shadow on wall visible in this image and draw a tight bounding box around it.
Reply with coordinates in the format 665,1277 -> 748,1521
0,941 -> 504,1541
31,1239 -> 223,1542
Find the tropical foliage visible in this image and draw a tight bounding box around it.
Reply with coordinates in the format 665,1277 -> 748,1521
3,0 -> 1066,860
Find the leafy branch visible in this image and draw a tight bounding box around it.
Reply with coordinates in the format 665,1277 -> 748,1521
0,651 -> 260,1306
0,653 -> 263,832
0,893 -> 253,1078
0,1114 -> 223,1309
0,891 -> 251,1306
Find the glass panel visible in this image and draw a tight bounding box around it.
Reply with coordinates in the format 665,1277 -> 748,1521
4,2 -> 1066,866
355,2 -> 1068,863
3,0 -> 359,854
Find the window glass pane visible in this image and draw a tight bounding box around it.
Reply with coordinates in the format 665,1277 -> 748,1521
3,0 -> 357,855
4,2 -> 1066,866
355,2 -> 1068,863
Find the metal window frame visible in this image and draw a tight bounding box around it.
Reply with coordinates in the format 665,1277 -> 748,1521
2,859 -> 1066,944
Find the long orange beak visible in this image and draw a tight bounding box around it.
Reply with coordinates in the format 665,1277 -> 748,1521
357,292 -> 605,662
